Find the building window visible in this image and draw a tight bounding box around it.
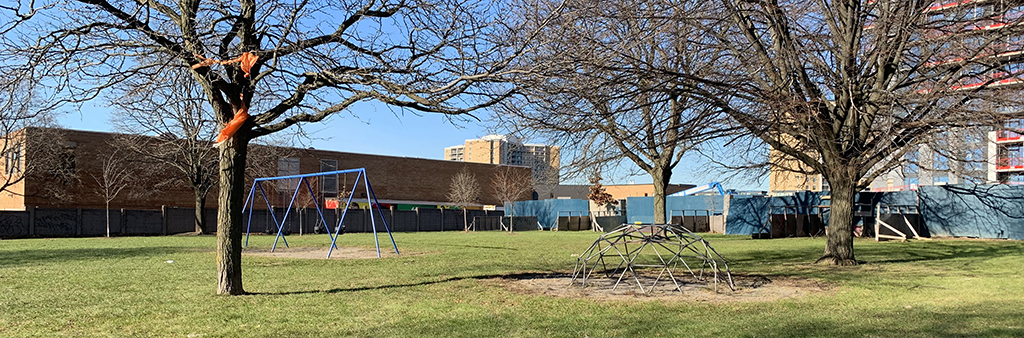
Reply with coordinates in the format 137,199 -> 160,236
1002,145 -> 1022,167
1008,5 -> 1024,21
3,144 -> 21,176
906,177 -> 919,187
320,159 -> 338,197
965,148 -> 985,171
933,153 -> 950,171
904,150 -> 919,174
277,158 -> 300,190
933,176 -> 950,185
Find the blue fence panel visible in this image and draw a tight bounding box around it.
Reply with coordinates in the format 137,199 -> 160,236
724,192 -> 828,235
722,187 -> 1024,239
626,195 -> 727,224
880,190 -> 917,206
725,195 -> 770,235
506,199 -> 590,229
919,185 -> 1024,239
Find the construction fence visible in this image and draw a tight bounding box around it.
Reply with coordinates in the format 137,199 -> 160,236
724,185 -> 1024,240
5,184 -> 1021,239
508,184 -> 1024,240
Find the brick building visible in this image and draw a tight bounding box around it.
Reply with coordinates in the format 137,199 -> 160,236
0,128 -> 531,211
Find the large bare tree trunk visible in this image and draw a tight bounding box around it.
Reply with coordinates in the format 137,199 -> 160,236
216,137 -> 248,295
651,167 -> 671,224
195,194 -> 207,234
652,180 -> 666,224
818,171 -> 857,266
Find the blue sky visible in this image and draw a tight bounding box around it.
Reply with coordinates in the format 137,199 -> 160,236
62,102 -> 767,191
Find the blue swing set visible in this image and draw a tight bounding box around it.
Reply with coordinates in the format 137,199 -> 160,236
242,168 -> 399,258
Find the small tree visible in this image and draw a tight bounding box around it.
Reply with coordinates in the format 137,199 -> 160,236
0,72 -> 66,197
588,172 -> 616,214
492,165 -> 533,233
90,149 -> 134,237
110,66 -> 219,234
447,167 -> 480,231
20,127 -> 81,204
294,177 -> 320,235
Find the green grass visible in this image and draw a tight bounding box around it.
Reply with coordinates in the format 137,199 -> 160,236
2,232 -> 1023,337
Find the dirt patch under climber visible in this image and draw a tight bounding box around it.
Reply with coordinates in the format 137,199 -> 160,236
490,272 -> 834,303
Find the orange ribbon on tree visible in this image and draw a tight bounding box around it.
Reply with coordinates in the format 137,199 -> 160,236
191,52 -> 259,146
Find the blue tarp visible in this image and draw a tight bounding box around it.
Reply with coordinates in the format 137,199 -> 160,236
505,199 -> 590,229
724,192 -> 829,235
508,184 -> 1024,239
723,185 -> 1024,239
918,185 -> 1024,239
880,190 -> 917,206
625,195 -> 726,224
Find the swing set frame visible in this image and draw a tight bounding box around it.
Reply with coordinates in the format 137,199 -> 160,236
242,168 -> 399,258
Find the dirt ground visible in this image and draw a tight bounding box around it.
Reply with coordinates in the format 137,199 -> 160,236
243,248 -> 831,302
243,246 -> 403,259
490,272 -> 834,303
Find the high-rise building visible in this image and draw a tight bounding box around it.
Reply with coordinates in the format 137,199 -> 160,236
992,119 -> 1024,184
444,135 -> 560,184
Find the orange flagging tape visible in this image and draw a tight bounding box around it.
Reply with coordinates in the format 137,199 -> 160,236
191,53 -> 260,146
214,107 -> 249,146
192,52 -> 258,78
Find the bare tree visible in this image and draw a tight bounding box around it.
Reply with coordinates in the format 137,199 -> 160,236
3,0 -> 536,294
294,176 -> 319,236
687,0 -> 1024,264
110,66 -> 219,234
492,165 -> 533,233
90,149 -> 134,237
502,0 -> 736,224
447,167 -> 480,231
13,127 -> 81,204
0,72 -> 64,196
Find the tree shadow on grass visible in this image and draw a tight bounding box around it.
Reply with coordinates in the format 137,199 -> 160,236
860,241 -> 1024,264
0,246 -> 200,268
727,240 -> 1024,266
738,300 -> 1024,338
248,272 -> 556,296
719,239 -> 1024,284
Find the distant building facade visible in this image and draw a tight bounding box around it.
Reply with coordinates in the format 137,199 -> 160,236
0,128 -> 531,211
543,183 -> 694,200
768,149 -> 828,195
772,1 -> 1024,194
444,134 -> 560,184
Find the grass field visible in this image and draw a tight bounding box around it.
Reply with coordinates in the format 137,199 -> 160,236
2,231 -> 1023,337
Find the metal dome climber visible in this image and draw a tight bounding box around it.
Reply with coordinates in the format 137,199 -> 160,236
242,168 -> 399,259
570,223 -> 734,294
